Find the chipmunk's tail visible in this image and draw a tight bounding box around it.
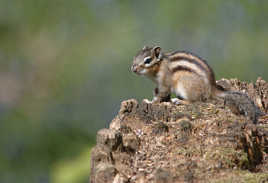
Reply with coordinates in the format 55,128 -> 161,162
211,84 -> 228,98
212,85 -> 262,124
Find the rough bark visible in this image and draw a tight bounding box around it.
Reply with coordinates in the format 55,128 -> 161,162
90,78 -> 268,183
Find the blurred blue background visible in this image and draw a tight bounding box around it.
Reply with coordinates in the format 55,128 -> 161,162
0,0 -> 267,182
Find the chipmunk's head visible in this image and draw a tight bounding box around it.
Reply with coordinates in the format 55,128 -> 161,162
131,46 -> 162,75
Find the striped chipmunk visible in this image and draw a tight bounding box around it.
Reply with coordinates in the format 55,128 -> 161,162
131,46 -> 262,123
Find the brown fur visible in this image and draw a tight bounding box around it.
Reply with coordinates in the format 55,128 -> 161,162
169,52 -> 216,85
172,71 -> 210,101
132,46 -> 225,102
132,46 -> 261,123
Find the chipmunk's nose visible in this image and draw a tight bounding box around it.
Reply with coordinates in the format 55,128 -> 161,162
131,65 -> 138,73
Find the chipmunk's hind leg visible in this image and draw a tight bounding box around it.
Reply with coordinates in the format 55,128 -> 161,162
171,98 -> 190,105
170,91 -> 191,105
172,72 -> 209,104
176,94 -> 184,100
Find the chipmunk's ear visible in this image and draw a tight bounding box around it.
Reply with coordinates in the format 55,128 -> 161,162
152,46 -> 161,59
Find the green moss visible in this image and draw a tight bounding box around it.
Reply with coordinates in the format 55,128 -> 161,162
176,146 -> 199,157
205,147 -> 249,169
211,170 -> 268,183
179,120 -> 192,132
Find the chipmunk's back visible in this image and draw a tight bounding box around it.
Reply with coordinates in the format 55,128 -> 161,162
167,51 -> 216,86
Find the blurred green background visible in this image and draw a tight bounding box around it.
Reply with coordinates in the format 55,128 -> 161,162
0,0 -> 267,182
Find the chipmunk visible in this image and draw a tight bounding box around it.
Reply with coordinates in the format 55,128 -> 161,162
131,46 -> 262,123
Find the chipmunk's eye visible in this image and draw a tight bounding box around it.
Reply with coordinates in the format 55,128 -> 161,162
144,57 -> 152,64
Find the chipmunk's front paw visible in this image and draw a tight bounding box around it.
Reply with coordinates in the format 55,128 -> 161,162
151,97 -> 161,103
152,95 -> 171,103
142,98 -> 165,104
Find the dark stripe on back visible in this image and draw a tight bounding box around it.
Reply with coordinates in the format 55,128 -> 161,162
170,55 -> 207,73
171,65 -> 198,75
168,51 -> 216,85
168,50 -> 209,66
